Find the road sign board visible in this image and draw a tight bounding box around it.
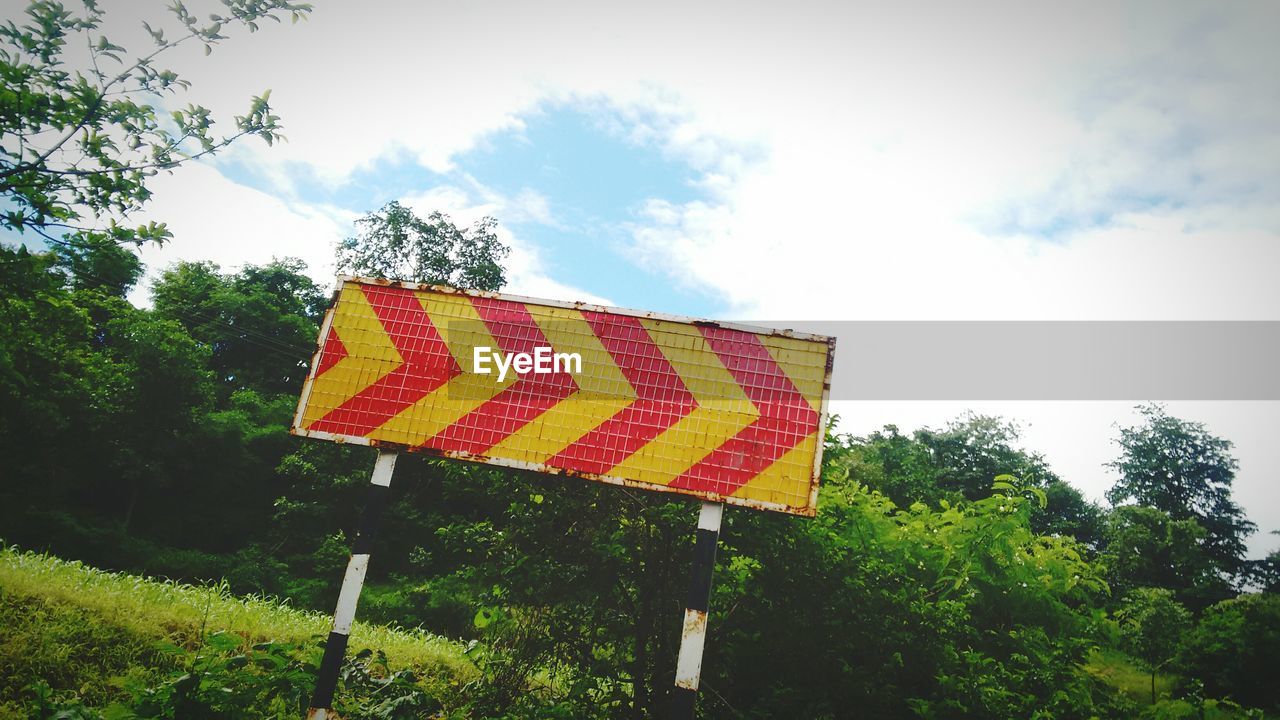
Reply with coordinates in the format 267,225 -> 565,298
292,277 -> 835,515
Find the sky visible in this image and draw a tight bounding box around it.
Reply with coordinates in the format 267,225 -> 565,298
9,0 -> 1279,557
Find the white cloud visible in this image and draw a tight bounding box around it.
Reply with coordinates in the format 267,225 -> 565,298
130,168 -> 607,309
509,189 -> 555,227
130,163 -> 351,304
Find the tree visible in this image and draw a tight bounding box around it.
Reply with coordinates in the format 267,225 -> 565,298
91,305 -> 215,532
0,243 -> 96,509
916,413 -> 1060,501
1038,478 -> 1106,549
1107,404 -> 1256,580
1253,532 -> 1280,594
336,200 -> 509,290
1178,593 -> 1280,711
1,0 -> 310,247
151,258 -> 324,396
1100,505 -> 1229,611
855,416 -> 1105,547
847,424 -> 939,504
1115,587 -> 1191,704
50,232 -> 143,296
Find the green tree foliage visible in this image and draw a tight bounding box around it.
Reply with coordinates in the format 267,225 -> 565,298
93,305 -> 216,532
1100,506 -> 1229,611
703,461 -> 1114,719
382,437 -> 1118,718
1115,588 -> 1191,703
1039,477 -> 1107,550
0,0 -> 310,247
50,232 -> 143,295
1252,533 -> 1280,594
851,416 -> 1106,549
152,258 -> 325,395
1107,404 -> 1256,581
4,236 -> 1277,716
264,425 -> 1131,718
0,243 -> 321,558
0,245 -> 97,491
336,200 -> 509,290
0,240 -> 214,530
1178,593 -> 1280,712
845,423 -> 938,503
917,414 -> 1059,500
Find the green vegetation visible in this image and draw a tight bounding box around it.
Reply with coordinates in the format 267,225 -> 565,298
1115,588 -> 1192,704
1,1 -> 1278,716
0,547 -> 470,674
2,206 -> 1277,717
0,0 -> 309,247
0,546 -> 472,718
1083,648 -> 1178,706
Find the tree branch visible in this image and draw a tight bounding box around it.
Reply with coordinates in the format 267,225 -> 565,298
40,127 -> 257,177
0,6 -> 238,183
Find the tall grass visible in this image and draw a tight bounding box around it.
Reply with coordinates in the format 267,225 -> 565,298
0,545 -> 475,682
1083,647 -> 1177,705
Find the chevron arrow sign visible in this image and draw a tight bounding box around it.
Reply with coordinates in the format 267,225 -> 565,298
292,277 -> 836,515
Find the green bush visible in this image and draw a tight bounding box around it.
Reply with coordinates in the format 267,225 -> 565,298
1178,593 -> 1280,711
23,634 -> 440,720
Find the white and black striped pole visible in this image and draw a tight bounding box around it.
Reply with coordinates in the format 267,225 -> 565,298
671,500 -> 724,719
307,449 -> 398,720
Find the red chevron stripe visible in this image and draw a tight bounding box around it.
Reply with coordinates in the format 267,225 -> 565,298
314,325 -> 347,377
667,327 -> 817,496
546,313 -> 697,475
425,298 -> 578,455
309,285 -> 460,436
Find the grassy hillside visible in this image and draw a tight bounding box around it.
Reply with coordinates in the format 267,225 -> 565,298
0,545 -> 475,718
1083,647 -> 1177,705
3,545 -> 1271,719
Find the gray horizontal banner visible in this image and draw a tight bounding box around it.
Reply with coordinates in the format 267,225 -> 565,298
748,321 -> 1280,401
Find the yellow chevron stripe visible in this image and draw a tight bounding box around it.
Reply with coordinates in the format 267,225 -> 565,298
730,333 -> 827,504
302,283 -> 403,428
486,305 -> 636,463
606,319 -> 757,486
732,431 -> 819,507
757,333 -> 827,413
297,278 -> 833,515
367,292 -> 514,446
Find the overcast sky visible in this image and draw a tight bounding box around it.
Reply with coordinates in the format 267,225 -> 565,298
13,0 -> 1279,557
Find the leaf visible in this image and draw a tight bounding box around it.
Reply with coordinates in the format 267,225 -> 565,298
1028,486 -> 1048,509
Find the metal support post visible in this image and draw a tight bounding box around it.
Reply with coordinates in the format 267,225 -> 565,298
670,501 -> 724,719
307,449 -> 398,720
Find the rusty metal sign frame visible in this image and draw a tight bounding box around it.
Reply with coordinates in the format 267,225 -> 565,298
291,276 -> 836,517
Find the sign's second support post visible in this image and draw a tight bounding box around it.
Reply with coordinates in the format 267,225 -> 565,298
671,501 -> 724,720
307,449 -> 398,720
